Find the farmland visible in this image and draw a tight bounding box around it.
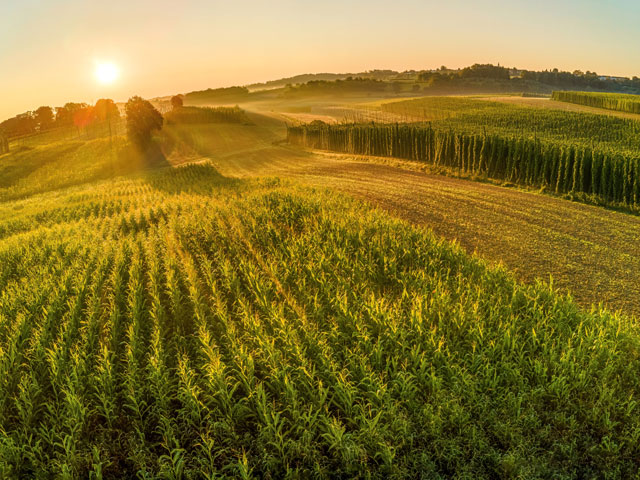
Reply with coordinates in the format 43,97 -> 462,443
0,135 -> 639,477
1,95 -> 640,478
288,97 -> 640,212
553,91 -> 640,114
6,0 -> 640,477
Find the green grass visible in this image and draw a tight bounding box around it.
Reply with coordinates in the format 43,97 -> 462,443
0,136 -> 143,202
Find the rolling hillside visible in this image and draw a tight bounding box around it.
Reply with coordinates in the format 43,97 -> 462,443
1,100 -> 639,478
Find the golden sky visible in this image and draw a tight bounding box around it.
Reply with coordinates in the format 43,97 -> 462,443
1,0 -> 639,119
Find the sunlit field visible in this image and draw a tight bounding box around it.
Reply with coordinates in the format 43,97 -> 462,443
1,115 -> 639,477
3,2 -> 640,476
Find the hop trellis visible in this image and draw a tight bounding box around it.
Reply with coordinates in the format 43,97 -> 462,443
288,122 -> 640,208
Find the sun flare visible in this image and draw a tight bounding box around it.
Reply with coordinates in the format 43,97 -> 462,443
95,61 -> 119,85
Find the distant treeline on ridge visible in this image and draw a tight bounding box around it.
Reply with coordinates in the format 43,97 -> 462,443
5,63 -> 640,137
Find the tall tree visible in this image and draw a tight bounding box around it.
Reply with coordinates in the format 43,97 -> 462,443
170,95 -> 184,110
34,106 -> 54,131
125,96 -> 163,148
55,103 -> 88,126
94,99 -> 120,121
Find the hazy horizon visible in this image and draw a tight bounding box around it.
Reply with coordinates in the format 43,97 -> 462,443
2,0 -> 639,120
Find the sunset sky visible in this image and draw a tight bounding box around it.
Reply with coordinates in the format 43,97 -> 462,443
1,0 -> 639,120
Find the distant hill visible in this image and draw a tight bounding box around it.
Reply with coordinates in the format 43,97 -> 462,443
6,64 -> 640,128
247,70 -> 400,90
183,86 -> 250,105
244,64 -> 640,97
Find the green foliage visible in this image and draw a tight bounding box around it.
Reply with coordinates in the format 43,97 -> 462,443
553,91 -> 640,114
34,106 -> 55,131
125,97 -> 163,148
287,120 -> 640,211
55,103 -> 90,127
247,70 -> 400,90
1,91 -> 640,478
460,63 -> 510,80
184,86 -> 250,104
0,161 -> 639,478
380,97 -> 640,154
285,77 -> 390,97
170,95 -> 184,110
94,99 -> 120,122
164,106 -> 250,125
287,96 -> 640,210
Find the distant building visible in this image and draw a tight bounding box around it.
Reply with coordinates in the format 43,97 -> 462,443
599,75 -> 629,82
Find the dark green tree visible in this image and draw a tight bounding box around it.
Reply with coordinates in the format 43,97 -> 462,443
55,103 -> 89,126
125,96 -> 163,148
0,130 -> 8,154
170,95 -> 184,110
34,106 -> 54,131
94,99 -> 120,122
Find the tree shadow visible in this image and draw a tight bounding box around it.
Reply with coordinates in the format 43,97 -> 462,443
113,139 -> 172,176
143,159 -> 245,196
145,141 -> 171,169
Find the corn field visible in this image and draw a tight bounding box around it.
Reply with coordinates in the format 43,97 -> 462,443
553,91 -> 640,114
287,122 -> 640,209
1,161 -> 640,478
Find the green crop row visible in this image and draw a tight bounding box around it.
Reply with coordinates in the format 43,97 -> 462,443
164,106 -> 250,125
380,96 -> 640,154
288,122 -> 640,210
553,91 -> 640,114
0,162 -> 639,478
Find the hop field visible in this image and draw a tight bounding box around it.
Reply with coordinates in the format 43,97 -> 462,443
379,96 -> 640,154
552,91 -> 640,115
164,106 -> 251,125
288,96 -> 640,211
0,159 -> 639,478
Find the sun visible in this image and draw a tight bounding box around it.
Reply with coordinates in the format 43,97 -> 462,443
95,62 -> 119,85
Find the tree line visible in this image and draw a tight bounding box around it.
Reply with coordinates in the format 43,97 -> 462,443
0,131 -> 8,154
0,95 -> 167,155
287,122 -> 640,210
0,99 -> 121,139
416,65 -> 640,95
183,86 -> 249,104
